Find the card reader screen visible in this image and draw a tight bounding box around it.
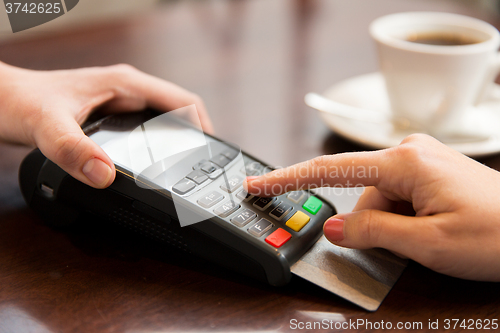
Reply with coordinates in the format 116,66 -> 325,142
89,115 -> 207,175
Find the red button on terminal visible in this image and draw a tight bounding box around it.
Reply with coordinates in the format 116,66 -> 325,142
265,228 -> 292,248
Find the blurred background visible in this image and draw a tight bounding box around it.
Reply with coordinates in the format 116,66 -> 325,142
2,0 -> 500,39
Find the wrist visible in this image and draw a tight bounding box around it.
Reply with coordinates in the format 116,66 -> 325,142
0,62 -> 26,93
0,61 -> 27,144
0,60 -> 10,72
0,61 -> 24,77
0,61 -> 17,85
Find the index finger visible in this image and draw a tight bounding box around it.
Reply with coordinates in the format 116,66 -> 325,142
244,150 -> 389,197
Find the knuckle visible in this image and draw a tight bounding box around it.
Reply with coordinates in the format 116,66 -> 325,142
101,64 -> 142,98
308,155 -> 329,170
387,143 -> 436,188
400,133 -> 432,145
306,155 -> 331,185
111,63 -> 138,74
392,141 -> 428,166
106,63 -> 139,81
52,132 -> 87,168
355,210 -> 381,246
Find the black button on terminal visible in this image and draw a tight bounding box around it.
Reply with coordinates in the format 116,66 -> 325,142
253,197 -> 277,211
236,189 -> 254,202
248,218 -> 273,237
270,203 -> 293,221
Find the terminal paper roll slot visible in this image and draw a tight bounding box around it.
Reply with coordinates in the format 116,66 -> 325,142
291,236 -> 407,311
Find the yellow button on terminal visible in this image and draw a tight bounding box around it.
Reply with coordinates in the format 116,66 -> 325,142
286,211 -> 310,232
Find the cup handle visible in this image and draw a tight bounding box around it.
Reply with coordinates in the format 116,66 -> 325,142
475,51 -> 500,105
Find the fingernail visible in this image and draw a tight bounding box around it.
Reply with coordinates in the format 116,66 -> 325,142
83,158 -> 112,187
324,217 -> 345,242
243,176 -> 259,191
246,176 -> 260,183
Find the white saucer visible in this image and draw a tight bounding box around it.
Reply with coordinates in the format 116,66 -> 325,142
319,72 -> 500,158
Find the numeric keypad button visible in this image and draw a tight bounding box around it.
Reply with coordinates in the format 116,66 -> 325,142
231,209 -> 257,227
220,175 -> 244,193
236,189 -> 254,202
214,201 -> 240,218
197,191 -> 224,208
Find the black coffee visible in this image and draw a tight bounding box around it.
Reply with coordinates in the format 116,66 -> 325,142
406,32 -> 481,46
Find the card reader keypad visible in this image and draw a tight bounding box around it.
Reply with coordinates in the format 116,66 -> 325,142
214,201 -> 240,217
221,149 -> 239,160
265,228 -> 292,248
211,154 -> 231,168
220,175 -> 244,193
303,196 -> 323,215
188,155 -> 325,249
186,169 -> 209,184
201,162 -> 218,174
172,178 -> 197,195
248,218 -> 273,237
287,191 -> 305,204
286,211 -> 310,232
236,189 -> 253,202
253,197 -> 277,211
270,203 -> 293,221
231,209 -> 257,227
198,190 -> 224,208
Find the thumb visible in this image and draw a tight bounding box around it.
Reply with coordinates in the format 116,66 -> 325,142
34,114 -> 115,188
323,210 -> 434,260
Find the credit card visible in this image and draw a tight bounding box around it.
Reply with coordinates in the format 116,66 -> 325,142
291,236 -> 407,311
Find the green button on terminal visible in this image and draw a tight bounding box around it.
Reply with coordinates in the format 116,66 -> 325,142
302,196 -> 322,215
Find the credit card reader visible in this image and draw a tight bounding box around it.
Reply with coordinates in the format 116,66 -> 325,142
19,109 -> 336,287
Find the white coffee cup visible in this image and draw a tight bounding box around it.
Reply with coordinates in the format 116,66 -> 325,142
370,12 -> 500,135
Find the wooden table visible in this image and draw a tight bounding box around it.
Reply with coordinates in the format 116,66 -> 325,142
1,0 -> 500,332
